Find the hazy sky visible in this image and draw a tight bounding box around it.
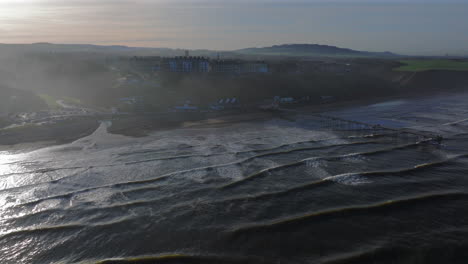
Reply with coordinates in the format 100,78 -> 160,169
0,0 -> 467,55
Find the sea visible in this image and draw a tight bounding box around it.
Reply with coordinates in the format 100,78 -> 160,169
1,93 -> 467,264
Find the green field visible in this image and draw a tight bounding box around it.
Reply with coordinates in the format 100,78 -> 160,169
62,96 -> 82,105
38,94 -> 82,109
396,59 -> 468,72
38,93 -> 60,109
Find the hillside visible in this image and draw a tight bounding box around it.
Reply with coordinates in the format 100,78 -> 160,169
235,44 -> 399,58
0,43 -> 399,58
395,59 -> 468,72
0,86 -> 46,115
0,43 -> 231,58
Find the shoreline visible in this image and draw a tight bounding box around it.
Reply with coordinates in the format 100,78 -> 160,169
1,90 -> 466,153
0,117 -> 100,153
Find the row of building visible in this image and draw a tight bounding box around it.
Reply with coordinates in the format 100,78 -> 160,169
131,55 -> 268,74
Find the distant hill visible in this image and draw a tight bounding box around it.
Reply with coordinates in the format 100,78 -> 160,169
0,43 -> 400,58
235,44 -> 399,58
0,43 -> 171,56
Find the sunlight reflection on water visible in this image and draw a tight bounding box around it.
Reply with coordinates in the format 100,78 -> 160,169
0,152 -> 14,174
0,152 -> 27,183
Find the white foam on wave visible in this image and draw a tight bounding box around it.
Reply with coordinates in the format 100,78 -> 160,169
305,159 -> 330,179
369,100 -> 406,108
326,173 -> 371,186
342,155 -> 368,163
186,170 -> 210,184
70,187 -> 117,207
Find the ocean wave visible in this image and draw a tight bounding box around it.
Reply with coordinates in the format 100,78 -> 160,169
0,166 -> 83,178
2,140 -> 391,205
0,217 -> 132,240
318,226 -> 468,264
7,140 -> 459,213
229,191 -> 468,235
94,254 -> 270,264
122,139 -> 385,166
117,132 -> 397,163
219,140 -> 440,189
216,153 -> 468,203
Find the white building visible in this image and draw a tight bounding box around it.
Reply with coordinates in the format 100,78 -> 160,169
164,57 -> 211,73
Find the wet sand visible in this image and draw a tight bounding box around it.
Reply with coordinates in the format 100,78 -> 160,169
108,111 -> 278,137
0,117 -> 100,152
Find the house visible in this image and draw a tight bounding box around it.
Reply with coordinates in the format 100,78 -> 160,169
162,56 -> 210,73
211,60 -> 268,74
173,100 -> 199,111
274,96 -> 295,104
211,60 -> 242,74
210,97 -> 240,110
130,54 -> 269,75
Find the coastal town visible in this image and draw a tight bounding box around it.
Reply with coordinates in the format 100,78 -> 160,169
80,50 -> 359,115
1,44 -> 468,144
130,51 -> 269,74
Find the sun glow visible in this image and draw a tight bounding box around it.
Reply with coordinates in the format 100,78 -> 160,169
0,1 -> 38,18
0,0 -> 54,43
0,152 -> 18,176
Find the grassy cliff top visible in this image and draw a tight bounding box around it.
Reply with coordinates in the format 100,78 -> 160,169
396,59 -> 468,72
